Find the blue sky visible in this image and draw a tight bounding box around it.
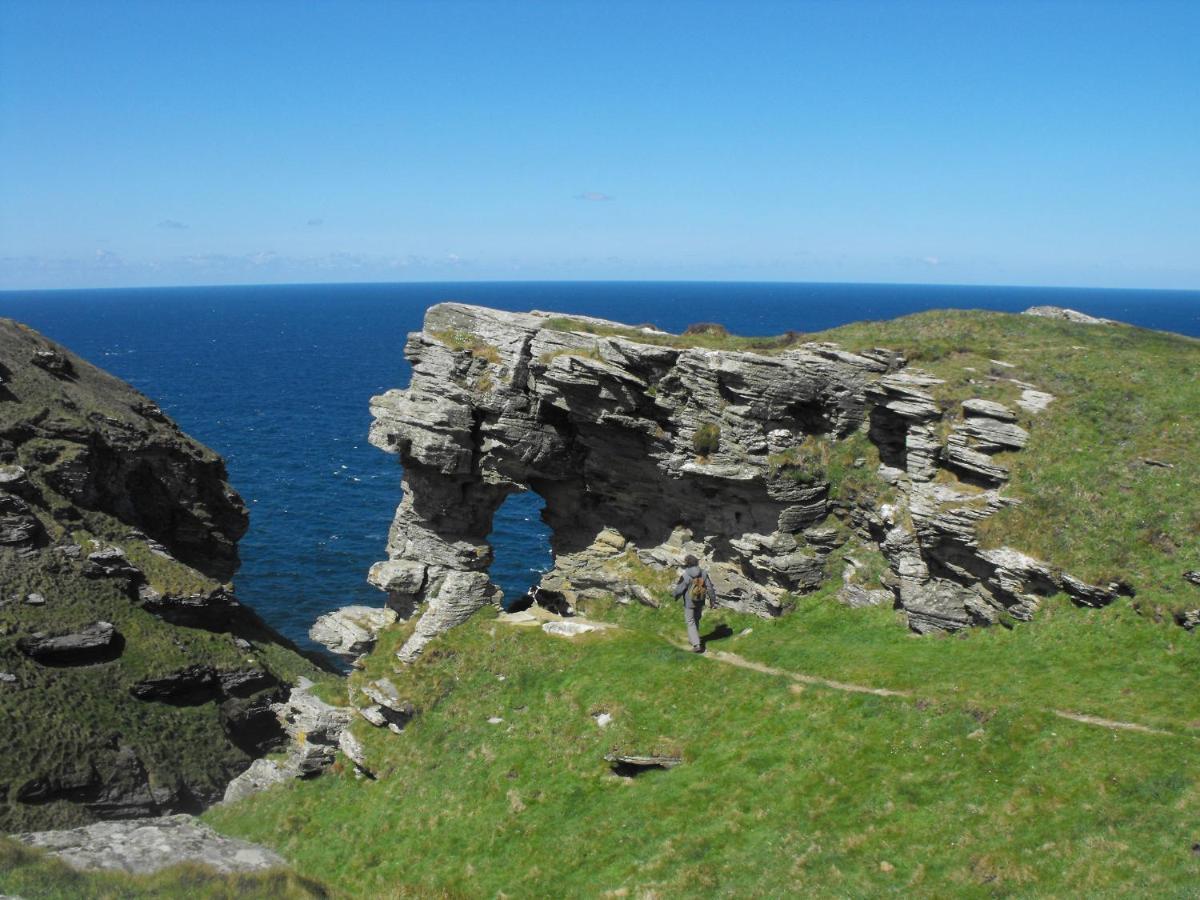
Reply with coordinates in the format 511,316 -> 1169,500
1,1 -> 1197,290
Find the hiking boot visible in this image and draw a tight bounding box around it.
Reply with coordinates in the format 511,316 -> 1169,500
691,644 -> 704,653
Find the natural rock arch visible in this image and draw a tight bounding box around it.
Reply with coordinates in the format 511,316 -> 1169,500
367,304 -> 1121,661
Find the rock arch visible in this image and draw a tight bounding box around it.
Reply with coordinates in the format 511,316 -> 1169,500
367,303 -> 1122,661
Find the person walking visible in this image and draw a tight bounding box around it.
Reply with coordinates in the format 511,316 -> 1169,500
672,554 -> 716,653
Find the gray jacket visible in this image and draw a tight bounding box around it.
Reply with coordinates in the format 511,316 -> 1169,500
672,565 -> 716,605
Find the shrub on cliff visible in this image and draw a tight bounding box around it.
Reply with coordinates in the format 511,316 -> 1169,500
692,422 -> 721,457
683,322 -> 729,337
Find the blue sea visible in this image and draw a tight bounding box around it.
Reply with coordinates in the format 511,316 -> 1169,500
2,282 -> 1198,651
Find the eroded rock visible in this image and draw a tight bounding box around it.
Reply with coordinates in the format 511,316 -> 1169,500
309,605 -> 398,658
18,622 -> 121,665
365,303 -> 1136,655
223,677 -> 353,802
1022,306 -> 1115,325
13,814 -> 286,875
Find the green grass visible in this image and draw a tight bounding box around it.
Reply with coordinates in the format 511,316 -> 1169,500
536,343 -> 605,366
429,328 -> 502,363
541,315 -> 806,352
692,421 -> 721,457
205,598 -> 1200,897
0,837 -> 328,900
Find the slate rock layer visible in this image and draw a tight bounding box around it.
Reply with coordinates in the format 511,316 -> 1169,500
367,304 -> 1121,659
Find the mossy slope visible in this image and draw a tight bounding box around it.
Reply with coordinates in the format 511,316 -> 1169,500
204,597 -> 1199,897
0,318 -> 329,831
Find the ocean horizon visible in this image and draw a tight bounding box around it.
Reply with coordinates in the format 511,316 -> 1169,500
3,280 -> 1198,651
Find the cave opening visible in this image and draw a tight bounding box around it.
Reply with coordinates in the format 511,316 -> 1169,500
487,489 -> 554,612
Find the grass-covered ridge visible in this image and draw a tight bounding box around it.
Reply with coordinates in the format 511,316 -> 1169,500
204,594 -> 1200,897
541,314 -> 806,351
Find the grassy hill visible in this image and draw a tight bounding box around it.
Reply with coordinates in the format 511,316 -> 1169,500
199,596 -> 1197,897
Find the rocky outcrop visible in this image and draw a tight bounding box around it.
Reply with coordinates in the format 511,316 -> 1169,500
17,622 -> 121,665
0,318 -> 323,831
309,605 -> 397,661
222,677 -> 354,802
1022,306 -> 1115,326
367,304 -> 1125,659
12,814 -> 286,875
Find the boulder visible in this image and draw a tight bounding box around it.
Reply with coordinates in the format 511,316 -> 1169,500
30,347 -> 74,376
13,815 -> 286,875
82,546 -> 141,579
309,605 -> 398,658
358,678 -> 415,732
222,758 -> 295,804
962,399 -> 1017,422
1175,610 -> 1200,631
17,622 -> 121,665
0,492 -> 41,549
542,620 -> 597,637
1022,306 -> 1115,325
337,729 -> 372,775
1017,389 -> 1055,413
838,584 -> 893,609
130,665 -> 220,704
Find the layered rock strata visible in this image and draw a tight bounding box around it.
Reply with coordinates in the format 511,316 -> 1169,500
367,304 -> 1124,658
222,677 -> 354,801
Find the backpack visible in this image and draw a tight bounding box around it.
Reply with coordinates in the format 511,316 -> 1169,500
686,572 -> 708,606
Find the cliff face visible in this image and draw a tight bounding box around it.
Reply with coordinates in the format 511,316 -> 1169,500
367,304 -> 1129,660
0,319 -> 321,831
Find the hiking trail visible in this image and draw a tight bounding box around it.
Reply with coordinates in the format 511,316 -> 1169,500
673,640 -> 1190,740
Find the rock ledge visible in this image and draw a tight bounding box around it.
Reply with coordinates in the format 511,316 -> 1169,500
13,814 -> 286,875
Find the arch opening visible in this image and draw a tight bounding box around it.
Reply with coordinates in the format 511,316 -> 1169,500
487,490 -> 553,612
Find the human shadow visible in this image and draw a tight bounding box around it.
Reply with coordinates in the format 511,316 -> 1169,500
700,623 -> 734,645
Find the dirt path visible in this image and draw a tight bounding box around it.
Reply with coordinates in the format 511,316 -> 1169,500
676,640 -> 1191,740
695,646 -> 911,698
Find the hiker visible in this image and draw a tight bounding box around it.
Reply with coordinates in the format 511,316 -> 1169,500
672,554 -> 716,653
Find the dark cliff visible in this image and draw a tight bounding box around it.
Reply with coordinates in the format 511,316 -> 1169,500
0,318 -> 323,831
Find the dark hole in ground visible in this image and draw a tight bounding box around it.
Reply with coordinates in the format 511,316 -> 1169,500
611,760 -> 672,778
605,752 -> 683,778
